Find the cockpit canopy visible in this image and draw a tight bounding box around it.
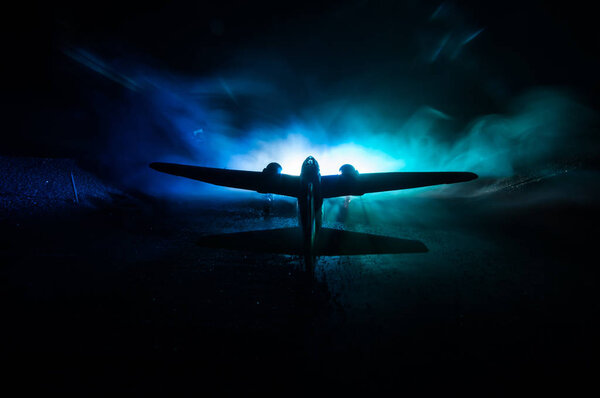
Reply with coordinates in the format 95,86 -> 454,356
301,156 -> 320,174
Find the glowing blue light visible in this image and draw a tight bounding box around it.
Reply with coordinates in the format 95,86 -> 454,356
228,134 -> 405,176
462,28 -> 484,45
65,47 -> 594,198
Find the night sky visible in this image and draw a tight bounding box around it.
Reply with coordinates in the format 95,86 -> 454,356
3,1 -> 599,185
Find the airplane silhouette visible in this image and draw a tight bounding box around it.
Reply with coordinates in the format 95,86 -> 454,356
150,157 -> 477,270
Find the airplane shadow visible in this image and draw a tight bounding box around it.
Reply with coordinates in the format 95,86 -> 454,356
198,227 -> 428,256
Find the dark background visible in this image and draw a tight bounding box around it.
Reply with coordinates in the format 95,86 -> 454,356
3,0 -> 599,161
2,0 -> 599,394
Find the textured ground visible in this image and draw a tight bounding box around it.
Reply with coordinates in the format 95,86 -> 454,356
1,157 -> 599,394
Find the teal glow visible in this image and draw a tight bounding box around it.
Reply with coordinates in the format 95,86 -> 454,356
228,133 -> 404,176
69,48 -> 596,198
221,90 -> 594,185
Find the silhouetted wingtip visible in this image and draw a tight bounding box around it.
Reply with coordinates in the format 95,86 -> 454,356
416,242 -> 429,253
149,162 -> 170,172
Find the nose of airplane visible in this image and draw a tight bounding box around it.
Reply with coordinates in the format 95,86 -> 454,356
304,156 -> 316,164
301,156 -> 320,176
302,156 -> 319,170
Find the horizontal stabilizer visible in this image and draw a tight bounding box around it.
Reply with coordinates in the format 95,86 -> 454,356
198,227 -> 428,256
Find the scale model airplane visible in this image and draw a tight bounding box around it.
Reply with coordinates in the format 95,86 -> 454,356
150,157 -> 477,269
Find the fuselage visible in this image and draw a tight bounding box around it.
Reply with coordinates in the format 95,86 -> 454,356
298,156 -> 323,268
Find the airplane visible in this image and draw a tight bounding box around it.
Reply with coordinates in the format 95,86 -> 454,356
150,157 -> 477,270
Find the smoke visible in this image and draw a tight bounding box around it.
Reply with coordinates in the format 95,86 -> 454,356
59,1 -> 597,200
224,88 -> 596,178
68,47 -> 596,199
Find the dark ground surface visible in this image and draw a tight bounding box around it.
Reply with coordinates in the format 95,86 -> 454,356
2,159 -> 599,394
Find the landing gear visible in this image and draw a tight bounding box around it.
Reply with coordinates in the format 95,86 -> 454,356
262,194 -> 273,217
303,250 -> 316,278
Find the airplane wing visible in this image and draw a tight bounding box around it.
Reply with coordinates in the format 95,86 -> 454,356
321,171 -> 478,198
149,162 -> 301,197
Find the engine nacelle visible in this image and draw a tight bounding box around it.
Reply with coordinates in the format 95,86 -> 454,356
263,162 -> 283,174
339,164 -> 359,177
